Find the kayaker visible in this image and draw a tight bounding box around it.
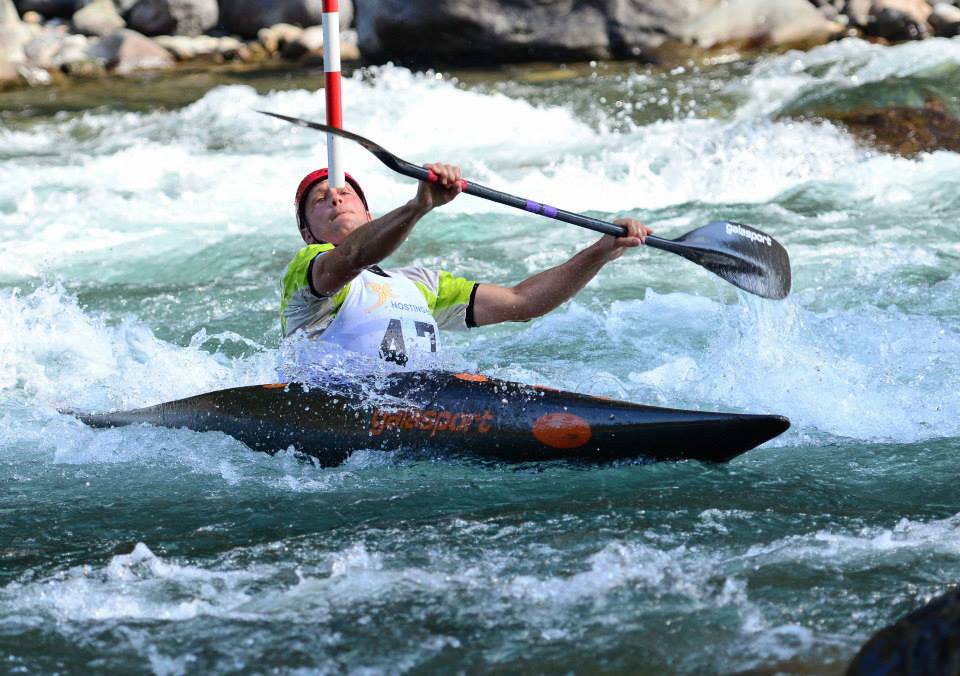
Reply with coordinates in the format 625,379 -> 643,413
280,164 -> 651,367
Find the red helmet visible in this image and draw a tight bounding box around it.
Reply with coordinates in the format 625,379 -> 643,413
295,168 -> 369,232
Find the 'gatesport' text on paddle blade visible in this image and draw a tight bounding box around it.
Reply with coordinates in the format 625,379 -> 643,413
657,220 -> 792,300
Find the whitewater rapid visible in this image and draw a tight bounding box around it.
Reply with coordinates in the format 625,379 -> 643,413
2,36 -> 959,674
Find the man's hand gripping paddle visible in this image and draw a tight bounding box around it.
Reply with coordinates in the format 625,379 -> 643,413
259,111 -> 791,300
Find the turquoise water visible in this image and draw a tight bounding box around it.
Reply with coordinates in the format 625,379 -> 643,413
2,37 -> 960,673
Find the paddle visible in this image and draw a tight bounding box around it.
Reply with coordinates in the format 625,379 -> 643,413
258,111 -> 791,300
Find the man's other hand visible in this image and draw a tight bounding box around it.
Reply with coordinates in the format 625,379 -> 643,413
592,217 -> 653,262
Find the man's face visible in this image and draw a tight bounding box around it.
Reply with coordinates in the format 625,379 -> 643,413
302,179 -> 372,244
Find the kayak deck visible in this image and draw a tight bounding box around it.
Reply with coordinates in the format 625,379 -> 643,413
68,371 -> 790,465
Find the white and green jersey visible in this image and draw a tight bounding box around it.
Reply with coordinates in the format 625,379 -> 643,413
280,244 -> 478,367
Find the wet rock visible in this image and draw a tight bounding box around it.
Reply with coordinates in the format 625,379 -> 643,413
842,0 -> 873,28
355,0 -> 787,65
213,35 -> 244,58
356,0 -> 612,65
817,99 -> 960,156
280,23 -> 321,59
17,60 -> 49,82
22,27 -> 59,63
13,0 -> 76,19
864,0 -> 931,40
54,33 -> 102,72
220,0 -> 353,39
930,2 -> 960,36
127,0 -> 217,37
256,22 -> 301,55
154,33 -> 242,59
848,586 -> 960,675
338,27 -> 357,60
21,29 -> 101,73
87,27 -> 173,72
75,0 -> 138,13
23,28 -> 90,67
808,0 -> 844,22
71,0 -> 124,36
0,55 -> 19,84
60,53 -> 102,73
152,33 -> 194,58
1,0 -> 30,62
239,38 -> 265,61
606,0 -> 716,59
300,27 -> 358,65
685,0 -> 844,49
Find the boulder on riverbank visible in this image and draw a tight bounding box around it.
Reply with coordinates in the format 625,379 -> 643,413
220,0 -> 354,39
862,0 -> 932,40
684,0 -> 844,49
1,0 -> 29,60
88,26 -> 173,72
153,33 -> 243,60
24,29 -> 98,70
14,0 -> 74,19
929,1 -> 960,35
5,0 -> 960,93
127,0 -> 217,37
355,0 -> 959,65
71,0 -> 124,36
354,0 -> 715,65
1,0 -> 28,85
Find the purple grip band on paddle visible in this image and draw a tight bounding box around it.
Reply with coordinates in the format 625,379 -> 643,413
525,200 -> 559,218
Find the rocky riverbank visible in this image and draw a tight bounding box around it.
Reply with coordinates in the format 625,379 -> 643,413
3,0 -> 960,157
3,0 -> 960,91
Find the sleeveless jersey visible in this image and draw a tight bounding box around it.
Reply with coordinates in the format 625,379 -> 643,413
280,244 -> 477,367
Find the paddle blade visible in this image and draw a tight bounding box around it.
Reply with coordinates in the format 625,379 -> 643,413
670,221 -> 791,299
257,110 -> 392,156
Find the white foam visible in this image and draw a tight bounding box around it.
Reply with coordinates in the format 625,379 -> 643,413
0,284 -> 272,411
736,37 -> 960,118
1,543 -> 259,622
741,513 -> 960,564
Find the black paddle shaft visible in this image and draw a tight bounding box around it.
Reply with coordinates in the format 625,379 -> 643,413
258,111 -> 791,299
355,147 -> 716,261
405,157 -> 632,237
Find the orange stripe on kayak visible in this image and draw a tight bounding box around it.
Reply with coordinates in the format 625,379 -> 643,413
453,373 -> 489,382
532,412 -> 592,449
532,384 -> 561,393
262,383 -> 289,389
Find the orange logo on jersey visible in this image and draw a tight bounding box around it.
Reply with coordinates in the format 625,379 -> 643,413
365,281 -> 397,312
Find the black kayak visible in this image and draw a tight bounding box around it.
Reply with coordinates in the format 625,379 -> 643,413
68,371 -> 790,465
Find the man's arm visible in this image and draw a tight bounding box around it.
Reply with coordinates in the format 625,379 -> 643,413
472,218 -> 651,327
312,163 -> 462,296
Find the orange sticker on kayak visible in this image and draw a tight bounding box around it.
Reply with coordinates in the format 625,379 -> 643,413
532,412 -> 592,449
262,383 -> 288,389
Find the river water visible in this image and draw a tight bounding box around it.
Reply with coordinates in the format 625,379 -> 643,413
2,37 -> 959,674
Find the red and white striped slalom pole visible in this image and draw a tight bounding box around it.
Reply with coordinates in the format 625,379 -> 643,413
322,0 -> 344,188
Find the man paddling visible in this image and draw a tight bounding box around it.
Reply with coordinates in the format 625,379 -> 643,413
280,164 -> 651,367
